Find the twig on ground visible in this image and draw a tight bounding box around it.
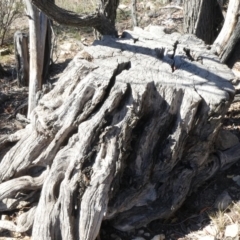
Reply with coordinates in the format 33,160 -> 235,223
159,6 -> 183,10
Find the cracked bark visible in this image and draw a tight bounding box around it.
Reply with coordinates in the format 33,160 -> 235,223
183,0 -> 223,44
0,64 -> 5,78
131,0 -> 138,27
0,27 -> 237,240
212,0 -> 240,62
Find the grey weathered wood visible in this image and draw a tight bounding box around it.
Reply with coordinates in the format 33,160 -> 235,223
0,128 -> 29,148
213,0 -> 240,56
0,27 -> 237,240
0,190 -> 38,212
14,31 -> 29,87
183,0 -> 223,44
220,16 -> 240,63
31,0 -> 118,36
131,0 -> 138,27
0,206 -> 36,232
0,64 -> 5,78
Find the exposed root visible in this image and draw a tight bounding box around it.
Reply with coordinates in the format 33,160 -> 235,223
0,27 -> 236,240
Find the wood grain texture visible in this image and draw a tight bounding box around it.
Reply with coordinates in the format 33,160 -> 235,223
0,27 -> 237,240
183,0 -> 223,44
14,31 -> 29,87
213,0 -> 240,55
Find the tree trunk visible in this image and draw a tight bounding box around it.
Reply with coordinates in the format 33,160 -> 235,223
183,0 -> 223,44
212,0 -> 240,62
98,0 -> 119,26
24,0 -> 52,118
14,31 -> 29,87
0,27 -> 237,240
42,19 -> 52,83
220,16 -> 240,63
131,0 -> 138,27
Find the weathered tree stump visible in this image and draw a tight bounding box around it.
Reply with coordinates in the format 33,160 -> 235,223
14,31 -> 29,87
0,26 -> 238,240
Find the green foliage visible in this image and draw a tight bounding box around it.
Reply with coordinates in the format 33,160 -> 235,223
0,0 -> 23,46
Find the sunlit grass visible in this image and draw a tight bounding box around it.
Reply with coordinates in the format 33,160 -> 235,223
209,209 -> 228,234
207,202 -> 240,238
55,0 -> 97,13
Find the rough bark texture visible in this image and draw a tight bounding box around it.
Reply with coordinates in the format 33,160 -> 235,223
220,16 -> 240,63
0,27 -> 237,240
42,19 -> 52,83
98,0 -> 119,26
14,31 -> 29,87
183,0 -> 223,44
131,0 -> 138,27
213,0 -> 240,58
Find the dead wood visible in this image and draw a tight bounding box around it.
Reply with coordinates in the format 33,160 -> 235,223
219,16 -> 240,63
31,0 -> 118,36
0,26 -> 237,240
14,31 -> 29,87
183,0 -> 223,44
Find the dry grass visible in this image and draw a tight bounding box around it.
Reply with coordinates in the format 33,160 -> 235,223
209,209 -> 229,234
55,0 -> 97,13
208,202 -> 240,238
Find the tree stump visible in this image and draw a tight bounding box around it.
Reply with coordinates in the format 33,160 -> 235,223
0,26 -> 238,240
14,31 -> 29,87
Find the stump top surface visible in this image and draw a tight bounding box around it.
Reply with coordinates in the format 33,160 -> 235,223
77,26 -> 235,111
1,26 -> 238,240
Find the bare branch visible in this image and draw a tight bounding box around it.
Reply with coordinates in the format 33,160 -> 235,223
31,0 -> 117,35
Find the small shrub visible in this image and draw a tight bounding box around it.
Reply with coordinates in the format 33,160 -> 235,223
0,0 -> 23,46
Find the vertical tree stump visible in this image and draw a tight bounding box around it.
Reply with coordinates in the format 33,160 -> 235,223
0,27 -> 238,240
14,31 -> 29,87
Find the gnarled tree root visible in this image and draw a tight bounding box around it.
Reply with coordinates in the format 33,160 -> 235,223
0,27 -> 237,240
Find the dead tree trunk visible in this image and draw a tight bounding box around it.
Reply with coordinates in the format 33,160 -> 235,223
24,0 -> 52,118
98,0 -> 119,26
32,0 -> 118,36
0,64 -> 5,78
14,27 -> 51,88
213,0 -> 240,62
183,0 -> 223,44
0,27 -> 238,240
220,16 -> 240,63
14,31 -> 29,87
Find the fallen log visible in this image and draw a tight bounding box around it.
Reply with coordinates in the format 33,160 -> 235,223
0,26 -> 237,240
